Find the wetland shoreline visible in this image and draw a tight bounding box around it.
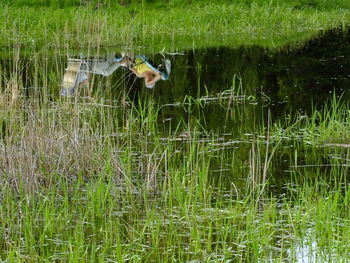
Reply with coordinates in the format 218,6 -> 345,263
0,1 -> 350,262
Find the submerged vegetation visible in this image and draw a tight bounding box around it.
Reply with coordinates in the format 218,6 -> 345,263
0,0 -> 349,262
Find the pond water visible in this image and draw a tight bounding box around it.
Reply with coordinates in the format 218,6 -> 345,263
4,28 -> 348,188
4,28 -> 349,120
0,28 -> 349,262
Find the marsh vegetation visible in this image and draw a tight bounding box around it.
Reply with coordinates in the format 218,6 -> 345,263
0,1 -> 350,262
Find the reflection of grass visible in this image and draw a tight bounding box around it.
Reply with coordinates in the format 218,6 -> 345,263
1,1 -> 350,51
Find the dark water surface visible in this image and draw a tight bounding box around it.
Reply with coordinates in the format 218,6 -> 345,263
1,28 -> 349,191
118,28 -> 350,193
1,28 -> 350,263
146,28 -> 350,125
1,29 -> 348,117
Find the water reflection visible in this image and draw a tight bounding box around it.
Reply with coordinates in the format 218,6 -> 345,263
0,29 -> 348,191
286,227 -> 346,263
128,54 -> 171,88
1,30 -> 349,263
61,53 -> 171,96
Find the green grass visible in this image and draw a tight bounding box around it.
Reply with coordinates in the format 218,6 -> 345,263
1,73 -> 350,261
2,179 -> 350,262
271,94 -> 350,146
5,0 -> 350,9
0,1 -> 350,261
0,1 -> 349,51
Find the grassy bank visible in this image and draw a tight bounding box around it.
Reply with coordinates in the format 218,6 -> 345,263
1,0 -> 349,51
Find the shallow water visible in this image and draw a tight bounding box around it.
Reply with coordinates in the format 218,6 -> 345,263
0,28 -> 350,262
1,30 -> 349,188
1,29 -> 349,188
